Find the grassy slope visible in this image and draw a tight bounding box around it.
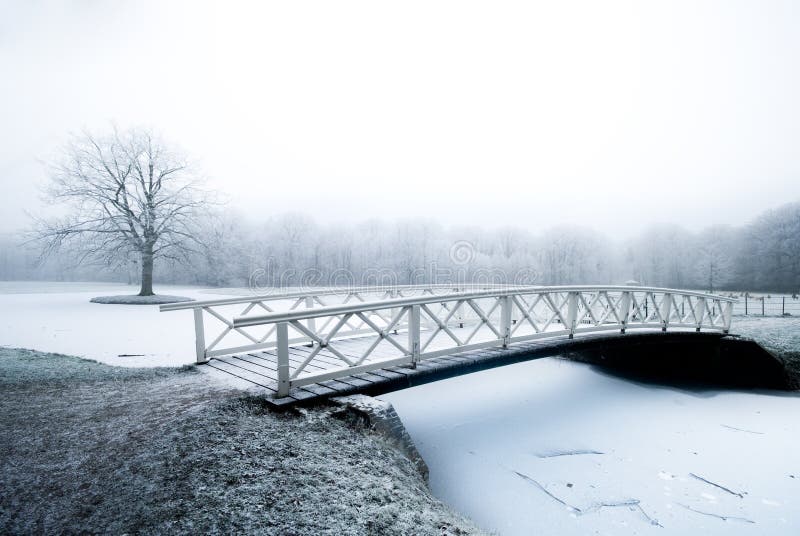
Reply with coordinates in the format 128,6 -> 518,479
0,348 -> 483,535
732,317 -> 800,382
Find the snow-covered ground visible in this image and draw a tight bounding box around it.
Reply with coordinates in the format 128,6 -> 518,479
381,358 -> 800,535
0,282 -> 240,367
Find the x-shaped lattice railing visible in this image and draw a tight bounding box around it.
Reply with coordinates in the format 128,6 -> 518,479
160,284 -> 509,362
224,286 -> 736,396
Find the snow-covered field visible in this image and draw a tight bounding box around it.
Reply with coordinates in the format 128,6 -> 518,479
0,282 -> 240,367
382,358 -> 800,535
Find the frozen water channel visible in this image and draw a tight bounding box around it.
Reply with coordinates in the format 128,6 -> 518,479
381,358 -> 800,535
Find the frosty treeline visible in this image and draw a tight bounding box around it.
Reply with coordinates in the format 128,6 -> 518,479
2,201 -> 799,293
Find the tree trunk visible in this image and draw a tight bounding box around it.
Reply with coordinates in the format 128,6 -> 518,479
139,246 -> 155,296
708,263 -> 714,294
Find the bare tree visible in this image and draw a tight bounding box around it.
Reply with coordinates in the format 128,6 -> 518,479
692,225 -> 735,292
628,224 -> 693,287
537,225 -> 613,285
33,126 -> 214,296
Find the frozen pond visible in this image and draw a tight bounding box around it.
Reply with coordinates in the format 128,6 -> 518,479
381,358 -> 800,535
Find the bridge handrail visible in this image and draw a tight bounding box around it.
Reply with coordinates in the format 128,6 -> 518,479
233,286 -> 737,327
159,283 -> 525,311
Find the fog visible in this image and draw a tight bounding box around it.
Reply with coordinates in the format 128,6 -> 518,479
4,201 -> 800,293
2,0 -> 800,239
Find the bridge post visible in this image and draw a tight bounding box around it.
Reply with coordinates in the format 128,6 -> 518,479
723,301 -> 733,333
391,290 -> 401,334
193,308 -> 208,364
408,305 -> 421,368
304,296 -> 317,336
277,322 -> 291,397
566,292 -> 578,339
695,297 -> 706,332
500,296 -> 512,348
660,293 -> 672,332
619,292 -> 631,333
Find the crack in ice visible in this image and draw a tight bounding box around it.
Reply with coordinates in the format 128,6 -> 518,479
535,449 -> 605,458
512,470 -> 662,527
689,472 -> 745,498
721,424 -> 764,435
678,503 -> 755,524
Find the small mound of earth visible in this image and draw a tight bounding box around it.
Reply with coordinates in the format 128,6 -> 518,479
90,295 -> 194,305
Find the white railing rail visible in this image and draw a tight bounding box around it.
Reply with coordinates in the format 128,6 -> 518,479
160,284 -> 525,363
229,286 -> 737,396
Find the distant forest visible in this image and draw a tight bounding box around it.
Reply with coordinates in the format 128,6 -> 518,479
1,201 -> 798,294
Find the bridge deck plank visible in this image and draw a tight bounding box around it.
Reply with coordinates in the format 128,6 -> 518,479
224,355 -> 279,379
243,353 -> 279,370
289,346 -> 350,369
300,383 -> 339,396
351,372 -> 391,383
363,368 -> 406,381
319,379 -> 361,392
206,360 -> 278,392
212,356 -> 275,379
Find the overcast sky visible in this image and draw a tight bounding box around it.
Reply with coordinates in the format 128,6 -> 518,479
1,0 -> 798,238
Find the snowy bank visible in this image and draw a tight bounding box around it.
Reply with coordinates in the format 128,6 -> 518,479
733,317 -> 800,382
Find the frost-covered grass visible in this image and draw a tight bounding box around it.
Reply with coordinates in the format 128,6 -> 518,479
0,348 -> 482,535
89,294 -> 194,305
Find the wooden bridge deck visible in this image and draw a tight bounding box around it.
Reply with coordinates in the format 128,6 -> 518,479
200,328 -> 726,407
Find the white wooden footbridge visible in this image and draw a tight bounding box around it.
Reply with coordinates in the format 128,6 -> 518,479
161,285 -> 737,405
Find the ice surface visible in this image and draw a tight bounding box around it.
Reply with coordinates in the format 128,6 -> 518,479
381,358 -> 800,535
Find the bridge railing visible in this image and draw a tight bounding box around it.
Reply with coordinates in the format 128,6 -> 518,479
159,284 -> 522,363
231,286 -> 737,396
